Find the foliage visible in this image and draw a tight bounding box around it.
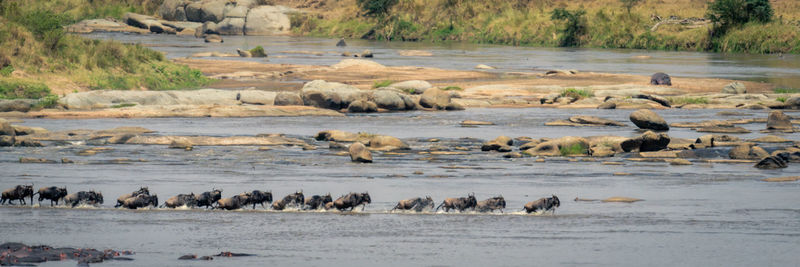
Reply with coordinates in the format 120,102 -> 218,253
250,46 -> 267,57
708,0 -> 773,36
667,96 -> 709,105
774,88 -> 800,93
357,0 -> 398,17
776,96 -> 787,103
561,88 -> 593,99
441,86 -> 463,91
372,80 -> 393,88
33,94 -> 59,109
560,143 -> 587,156
111,103 -> 137,108
550,8 -> 587,47
620,0 -> 643,15
0,66 -> 13,77
0,79 -> 52,99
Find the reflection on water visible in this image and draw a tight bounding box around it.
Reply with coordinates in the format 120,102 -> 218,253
85,33 -> 800,87
2,108 -> 800,265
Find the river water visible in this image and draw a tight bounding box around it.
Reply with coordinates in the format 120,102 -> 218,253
2,107 -> 800,266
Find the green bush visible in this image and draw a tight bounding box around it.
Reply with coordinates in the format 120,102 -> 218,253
33,94 -> 59,109
708,0 -> 773,36
0,79 -> 52,99
551,8 -> 587,47
774,88 -> 800,93
372,80 -> 393,88
776,96 -> 787,103
561,88 -> 593,99
111,103 -> 137,108
0,66 -> 13,77
560,143 -> 587,156
667,97 -> 709,105
357,0 -> 398,17
250,46 -> 267,57
441,86 -> 462,91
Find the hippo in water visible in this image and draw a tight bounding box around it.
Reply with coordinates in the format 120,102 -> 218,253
303,193 -> 332,210
1,185 -> 34,205
272,191 -> 304,211
435,193 -> 477,212
197,189 -> 222,209
650,72 -> 671,86
121,194 -> 158,209
115,187 -> 149,208
37,186 -> 68,206
523,195 -> 560,214
392,196 -> 434,212
64,191 -> 103,207
163,193 -> 197,208
333,192 -> 371,211
475,196 -> 506,213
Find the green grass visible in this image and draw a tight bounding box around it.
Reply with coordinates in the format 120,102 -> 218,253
667,96 -> 710,105
0,78 -> 52,99
441,86 -> 463,91
372,80 -> 393,89
250,46 -> 267,57
776,97 -> 787,103
33,94 -> 58,109
561,88 -> 593,99
560,143 -> 588,156
110,103 -> 137,108
774,88 -> 800,94
0,66 -> 13,77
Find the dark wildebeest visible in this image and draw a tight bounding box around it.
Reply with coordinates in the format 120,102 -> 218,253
37,186 -> 68,206
163,193 -> 197,208
1,185 -> 34,205
272,191 -> 304,211
392,196 -> 434,212
475,196 -> 506,213
64,191 -> 104,207
435,193 -> 477,212
115,187 -> 150,208
303,193 -> 333,210
215,195 -> 247,210
333,192 -> 371,211
245,190 -> 272,209
121,194 -> 159,209
523,195 -> 561,214
197,189 -> 222,209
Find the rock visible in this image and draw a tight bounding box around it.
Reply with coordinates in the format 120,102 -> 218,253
590,146 -> 616,157
108,134 -> 137,144
650,72 -> 671,86
630,109 -> 669,131
336,39 -> 347,47
20,157 -> 56,164
315,130 -> 359,142
0,119 -> 16,137
597,101 -> 616,109
347,100 -> 378,113
258,92 -> 297,107
481,136 -> 513,152
762,176 -> 800,182
695,135 -> 715,147
722,82 -> 746,94
0,135 -> 14,146
399,94 -> 417,110
568,116 -> 626,127
301,80 -> 364,110
523,136 -> 590,157
475,64 -> 496,70
204,34 -> 223,43
169,139 -> 193,150
16,140 -> 43,147
631,94 -> 671,108
236,49 -> 252,57
359,49 -> 373,58
669,158 -> 692,165
503,152 -> 523,158
767,111 -> 793,130
738,103 -> 767,110
729,145 -> 769,159
0,99 -> 36,112
244,5 -> 291,35
389,80 -> 432,94
328,141 -> 347,150
621,131 -> 670,152
216,17 -> 245,35
159,0 -> 189,21
461,120 -> 494,126
419,88 -> 451,110
369,135 -> 408,150
784,97 -> 800,109
751,135 -> 792,143
754,156 -> 787,169
370,90 -> 406,110
238,91 -> 276,105
349,142 -> 372,163
199,0 -> 226,23
223,4 -> 249,18
444,102 -> 465,111
11,126 -> 47,136
62,158 -> 74,164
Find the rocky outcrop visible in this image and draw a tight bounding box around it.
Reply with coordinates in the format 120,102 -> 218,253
315,130 -> 361,142
59,89 -> 242,109
0,99 -> 37,112
629,109 -> 669,131
349,142 -> 372,163
370,90 -> 407,111
722,82 -> 746,94
347,100 -> 378,113
621,131 -> 670,152
729,145 -> 770,160
301,80 -> 365,110
481,136 -> 513,152
522,136 -> 590,157
274,92 -> 304,106
419,88 -> 451,110
767,110 -> 793,130
755,156 -> 787,169
244,5 -> 291,35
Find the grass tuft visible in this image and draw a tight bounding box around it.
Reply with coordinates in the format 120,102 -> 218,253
667,96 -> 709,105
250,46 -> 267,57
561,88 -> 593,99
372,80 -> 393,88
560,143 -> 588,156
441,86 -> 463,91
774,88 -> 800,94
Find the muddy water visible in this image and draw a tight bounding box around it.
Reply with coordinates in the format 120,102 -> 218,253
2,108 -> 800,266
86,33 -> 800,87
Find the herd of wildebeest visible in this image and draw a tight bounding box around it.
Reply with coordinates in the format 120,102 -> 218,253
0,184 -> 561,214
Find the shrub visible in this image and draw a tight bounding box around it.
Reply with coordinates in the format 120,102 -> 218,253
0,66 -> 13,77
708,0 -> 773,36
776,97 -> 787,103
33,94 -> 59,109
250,46 -> 267,57
111,103 -> 137,108
441,86 -> 462,91
561,88 -> 593,99
357,0 -> 398,17
560,143 -> 587,156
551,8 -> 587,47
372,80 -> 393,88
774,88 -> 799,94
0,79 -> 52,99
667,97 -> 709,105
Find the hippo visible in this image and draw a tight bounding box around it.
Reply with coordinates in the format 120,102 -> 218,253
272,191 -> 304,211
303,193 -> 333,210
115,187 -> 149,208
245,190 -> 272,209
650,72 -> 672,86
121,194 -> 158,209
163,193 -> 197,208
64,191 -> 103,207
435,193 -> 477,212
1,185 -> 34,205
333,192 -> 371,211
475,196 -> 506,213
392,196 -> 434,212
197,189 -> 222,209
523,195 -> 561,214
215,195 -> 247,210
36,186 -> 68,206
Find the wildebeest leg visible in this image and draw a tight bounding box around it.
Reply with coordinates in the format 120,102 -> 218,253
361,204 -> 366,212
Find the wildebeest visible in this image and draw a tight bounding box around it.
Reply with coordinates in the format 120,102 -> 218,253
475,196 -> 506,213
64,191 -> 104,207
303,193 -> 332,210
37,186 -> 68,206
435,193 -> 477,212
121,194 -> 158,209
115,187 -> 150,208
215,195 -> 247,210
272,191 -> 304,211
197,189 -> 222,209
392,196 -> 434,212
244,190 -> 272,209
163,193 -> 197,208
523,195 -> 560,214
333,192 -> 371,211
1,185 -> 34,205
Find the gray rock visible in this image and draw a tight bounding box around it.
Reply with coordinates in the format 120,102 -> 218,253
185,2 -> 203,22
650,72 -> 671,86
336,39 -> 347,47
399,94 -> 417,110
0,119 -> 16,137
216,17 -> 245,35
767,110 -> 793,130
631,94 -> 671,108
347,100 -> 378,113
755,156 -> 787,169
444,102 -> 465,111
0,99 -> 36,112
238,91 -> 276,105
200,0 -> 226,23
419,88 -> 450,110
244,5 -> 291,35
0,135 -> 14,146
568,116 -> 626,127
301,80 -> 365,110
597,101 -> 616,109
621,131 -> 670,152
729,145 -> 770,159
349,142 -> 372,163
370,90 -> 405,110
204,33 -> 223,43
722,82 -> 746,94
159,0 -> 190,21
630,109 -> 669,131
274,92 -> 303,106
223,4 -> 249,18
236,48 -> 252,57
482,136 -> 513,151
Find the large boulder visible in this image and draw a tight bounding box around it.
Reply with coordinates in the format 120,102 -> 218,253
722,82 -> 746,94
315,130 -> 360,142
523,136 -> 590,157
158,0 -> 189,21
370,90 -> 406,110
368,135 -> 408,150
766,110 -> 793,130
223,4 -> 249,18
244,6 -> 291,35
199,0 -> 226,23
347,100 -> 378,113
0,99 -> 36,112
419,88 -> 451,110
238,91 -> 276,105
621,131 -> 670,152
123,13 -> 172,33
630,109 -> 669,131
729,145 -> 770,159
755,156 -> 787,169
0,135 -> 14,146
274,92 -> 304,106
784,97 -> 800,109
388,80 -> 432,94
650,72 -> 671,86
349,142 -> 372,163
481,136 -> 513,152
0,119 -> 16,137
301,80 -> 365,110
215,17 -> 245,35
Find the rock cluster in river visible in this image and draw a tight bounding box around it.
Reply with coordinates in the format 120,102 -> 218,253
159,0 -> 291,35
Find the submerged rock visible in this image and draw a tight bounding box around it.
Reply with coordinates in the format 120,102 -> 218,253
755,156 -> 788,169
767,110 -> 793,130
